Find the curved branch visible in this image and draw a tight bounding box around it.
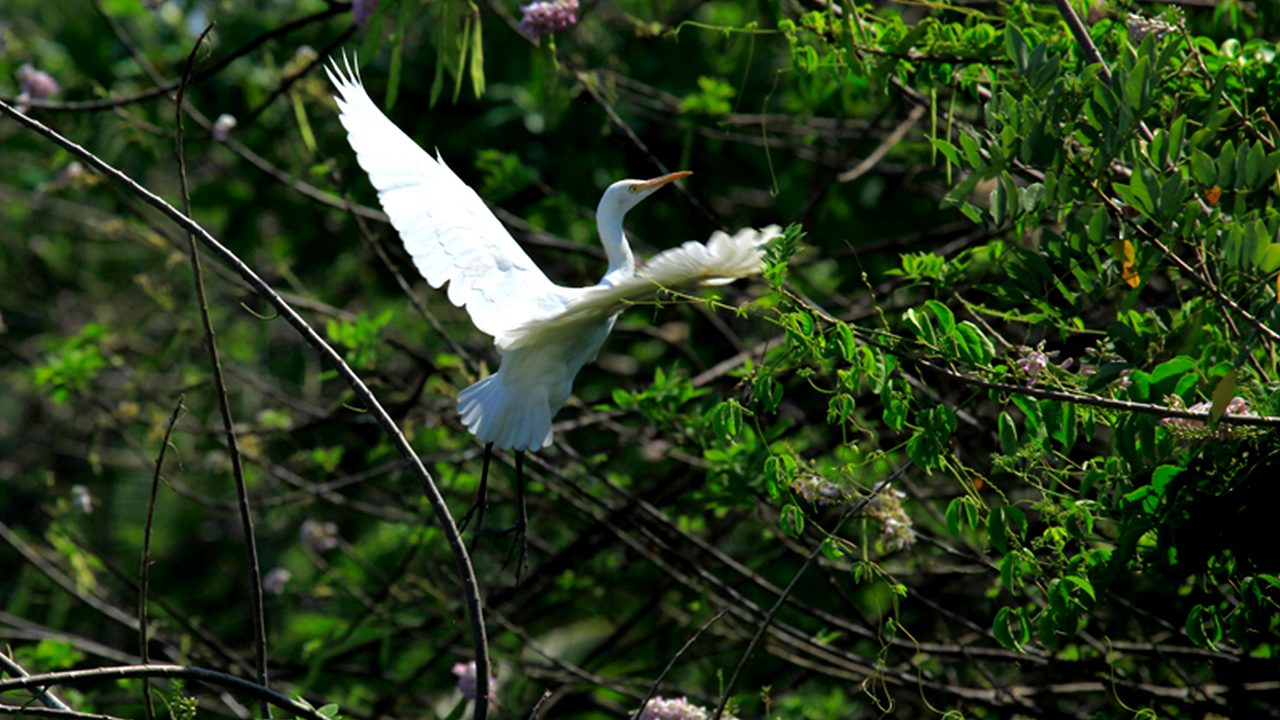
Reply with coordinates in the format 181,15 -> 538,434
0,665 -> 325,720
0,98 -> 491,720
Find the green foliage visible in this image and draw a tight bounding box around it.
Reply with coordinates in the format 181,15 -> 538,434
3,0 -> 1279,718
325,310 -> 393,370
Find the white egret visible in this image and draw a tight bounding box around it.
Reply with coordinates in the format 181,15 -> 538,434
327,56 -> 777,570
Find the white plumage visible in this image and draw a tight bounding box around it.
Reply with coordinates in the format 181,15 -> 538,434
328,56 -> 779,451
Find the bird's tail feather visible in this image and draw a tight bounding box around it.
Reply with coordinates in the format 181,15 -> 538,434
457,372 -> 553,451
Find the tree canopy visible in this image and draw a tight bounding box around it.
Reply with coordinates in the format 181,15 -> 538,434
2,0 -> 1279,718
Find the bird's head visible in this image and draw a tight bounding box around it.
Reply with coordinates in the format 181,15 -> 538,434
597,171 -> 692,218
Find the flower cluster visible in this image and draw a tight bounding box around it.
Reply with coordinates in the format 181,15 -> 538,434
1126,12 -> 1177,43
17,63 -> 59,102
1159,396 -> 1260,442
791,475 -> 916,551
518,0 -> 579,39
790,473 -> 853,506
1017,349 -> 1048,386
865,485 -> 916,551
452,661 -> 498,701
300,519 -> 340,552
638,696 -> 735,720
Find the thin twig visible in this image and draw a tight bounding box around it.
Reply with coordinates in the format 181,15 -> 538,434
0,654 -> 70,712
0,96 -> 491,720
1,5 -> 350,112
711,464 -> 908,719
1050,0 -> 1154,143
837,104 -> 926,183
0,665 -> 329,720
174,28 -> 272,716
630,610 -> 727,720
0,705 -> 125,720
138,395 -> 184,720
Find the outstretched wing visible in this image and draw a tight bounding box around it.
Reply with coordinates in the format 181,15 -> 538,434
501,225 -> 781,351
327,56 -> 562,338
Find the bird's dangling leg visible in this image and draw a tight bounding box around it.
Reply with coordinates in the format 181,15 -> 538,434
501,450 -> 529,581
459,442 -> 494,542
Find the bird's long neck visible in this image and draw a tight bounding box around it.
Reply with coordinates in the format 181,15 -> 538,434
596,207 -> 635,281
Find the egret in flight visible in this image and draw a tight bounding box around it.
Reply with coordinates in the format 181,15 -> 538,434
327,56 -> 777,571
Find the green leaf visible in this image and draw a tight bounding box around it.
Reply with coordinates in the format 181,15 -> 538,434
1167,115 -> 1186,161
1243,140 -> 1267,190
925,300 -> 955,336
1124,169 -> 1153,217
1217,140 -> 1237,187
780,504 -> 805,538
1186,604 -> 1222,649
993,606 -> 1028,651
1004,505 -> 1027,543
945,497 -> 965,536
930,137 -> 962,167
998,411 -> 1018,454
955,322 -> 995,364
835,322 -> 857,362
469,6 -> 486,98
1209,370 -> 1237,422
1004,25 -> 1029,74
989,506 -> 1007,553
1086,207 -> 1110,246
958,132 -> 985,170
1150,356 -> 1196,385
1190,149 -> 1217,186
1064,575 -> 1095,603
1259,244 -> 1280,273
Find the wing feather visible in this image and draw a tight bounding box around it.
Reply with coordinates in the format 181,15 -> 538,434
501,225 -> 781,350
327,55 -> 562,338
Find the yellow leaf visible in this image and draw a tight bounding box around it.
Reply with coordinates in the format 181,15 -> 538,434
1209,370 -> 1238,423
1205,185 -> 1222,206
1121,239 -> 1140,288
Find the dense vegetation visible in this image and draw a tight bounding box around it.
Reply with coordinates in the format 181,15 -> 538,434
2,0 -> 1279,718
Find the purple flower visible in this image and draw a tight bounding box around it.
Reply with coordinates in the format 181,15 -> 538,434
353,0 -> 378,28
17,63 -> 59,101
1160,396 -> 1258,442
452,661 -> 497,701
518,0 -> 579,39
1017,350 -> 1049,386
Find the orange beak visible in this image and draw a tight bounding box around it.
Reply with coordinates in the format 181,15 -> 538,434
634,170 -> 692,191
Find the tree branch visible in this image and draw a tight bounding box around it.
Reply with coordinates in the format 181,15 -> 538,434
0,97 -> 491,720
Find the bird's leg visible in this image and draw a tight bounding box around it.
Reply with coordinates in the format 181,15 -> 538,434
501,450 -> 529,581
459,442 -> 494,540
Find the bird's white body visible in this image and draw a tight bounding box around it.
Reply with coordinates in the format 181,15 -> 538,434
328,57 -> 778,451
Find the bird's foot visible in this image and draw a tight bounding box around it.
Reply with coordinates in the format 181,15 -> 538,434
499,522 -> 529,582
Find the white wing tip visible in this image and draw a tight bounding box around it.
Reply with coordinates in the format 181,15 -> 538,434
326,50 -> 364,97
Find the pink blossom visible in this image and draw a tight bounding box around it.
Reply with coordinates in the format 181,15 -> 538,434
1160,397 -> 1258,442
452,661 -> 497,701
18,63 -> 59,101
518,0 -> 579,38
638,696 -> 726,720
1018,350 -> 1048,386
